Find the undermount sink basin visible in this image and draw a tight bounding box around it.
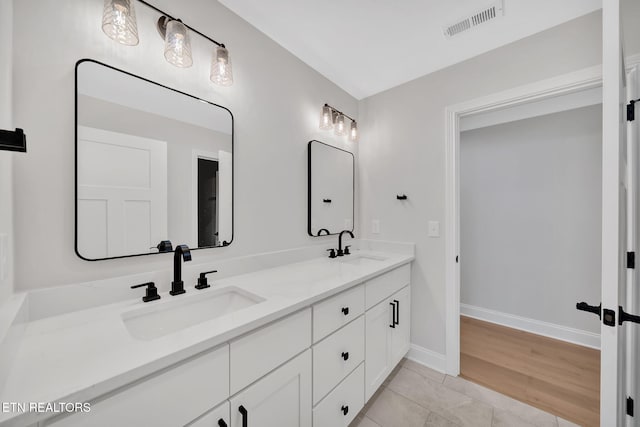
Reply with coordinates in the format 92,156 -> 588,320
339,254 -> 388,266
122,286 -> 264,340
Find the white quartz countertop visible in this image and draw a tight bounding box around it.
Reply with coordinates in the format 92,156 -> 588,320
0,250 -> 413,426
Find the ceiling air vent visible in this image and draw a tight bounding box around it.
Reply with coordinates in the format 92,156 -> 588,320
443,0 -> 504,39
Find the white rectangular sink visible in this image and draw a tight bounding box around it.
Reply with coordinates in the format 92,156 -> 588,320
339,254 -> 388,266
122,287 -> 264,340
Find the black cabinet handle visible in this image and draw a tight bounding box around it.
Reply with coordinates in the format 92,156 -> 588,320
341,405 -> 349,416
393,299 -> 400,326
341,307 -> 349,316
341,351 -> 349,361
389,301 -> 396,328
218,419 -> 228,427
239,405 -> 248,427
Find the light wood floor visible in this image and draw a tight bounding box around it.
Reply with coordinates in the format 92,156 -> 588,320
460,316 -> 600,427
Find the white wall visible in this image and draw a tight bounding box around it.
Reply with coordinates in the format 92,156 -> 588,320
0,0 -> 14,306
358,11 -> 605,356
11,0 -> 358,290
460,105 -> 602,335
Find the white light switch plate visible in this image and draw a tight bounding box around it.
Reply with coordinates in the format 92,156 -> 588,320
372,220 -> 380,234
428,221 -> 440,237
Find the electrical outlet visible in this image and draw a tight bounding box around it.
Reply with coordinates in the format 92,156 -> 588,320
428,221 -> 440,237
372,220 -> 380,234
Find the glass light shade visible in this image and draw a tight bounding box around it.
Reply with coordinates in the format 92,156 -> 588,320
210,46 -> 234,86
102,0 -> 139,46
164,20 -> 193,68
334,113 -> 346,136
319,105 -> 334,130
349,121 -> 358,141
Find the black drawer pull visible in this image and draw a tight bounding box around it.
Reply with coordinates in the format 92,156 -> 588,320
239,405 -> 248,427
341,405 -> 349,416
341,351 -> 349,361
218,419 -> 228,427
341,307 -> 349,316
393,299 -> 400,326
389,301 -> 396,328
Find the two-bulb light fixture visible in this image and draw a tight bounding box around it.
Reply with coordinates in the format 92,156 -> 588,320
101,0 -> 234,86
319,104 -> 358,142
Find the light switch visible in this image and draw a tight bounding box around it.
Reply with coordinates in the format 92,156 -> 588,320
372,220 -> 380,234
428,221 -> 440,238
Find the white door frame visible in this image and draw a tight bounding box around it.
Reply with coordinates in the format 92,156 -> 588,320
443,65 -> 603,376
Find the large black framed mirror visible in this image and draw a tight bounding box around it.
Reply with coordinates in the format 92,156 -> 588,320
75,59 -> 234,261
308,140 -> 355,236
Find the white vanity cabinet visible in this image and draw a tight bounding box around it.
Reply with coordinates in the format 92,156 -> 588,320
229,350 -> 312,427
37,262 -> 413,427
46,344 -> 230,427
365,285 -> 411,400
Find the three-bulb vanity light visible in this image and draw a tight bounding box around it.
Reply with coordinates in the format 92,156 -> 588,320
101,0 -> 234,86
320,104 -> 358,142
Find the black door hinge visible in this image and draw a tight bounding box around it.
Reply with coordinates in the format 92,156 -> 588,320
628,252 -> 636,269
629,99 -> 640,121
628,397 -> 634,417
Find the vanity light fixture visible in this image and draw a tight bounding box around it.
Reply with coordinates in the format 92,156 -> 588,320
318,104 -> 358,142
101,0 -> 234,85
102,0 -> 139,46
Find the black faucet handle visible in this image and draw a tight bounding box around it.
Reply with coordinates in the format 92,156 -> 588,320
196,270 -> 218,290
131,282 -> 160,303
344,245 -> 352,255
150,240 -> 173,253
327,248 -> 337,259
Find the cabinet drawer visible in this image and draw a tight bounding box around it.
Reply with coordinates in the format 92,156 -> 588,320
365,264 -> 410,309
313,284 -> 364,342
230,308 -> 311,394
47,345 -> 229,427
313,316 -> 364,404
187,401 -> 230,427
313,363 -> 364,427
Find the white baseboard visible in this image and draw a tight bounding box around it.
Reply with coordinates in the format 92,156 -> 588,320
460,304 -> 600,349
406,344 -> 446,373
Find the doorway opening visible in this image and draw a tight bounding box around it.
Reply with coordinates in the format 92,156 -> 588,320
197,157 -> 219,247
444,67 -> 604,426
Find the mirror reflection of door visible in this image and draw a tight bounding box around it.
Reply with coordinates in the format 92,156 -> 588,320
197,157 -> 218,247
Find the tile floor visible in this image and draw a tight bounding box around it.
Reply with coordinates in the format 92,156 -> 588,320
349,359 -> 582,427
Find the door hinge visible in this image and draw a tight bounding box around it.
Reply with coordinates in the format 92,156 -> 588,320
628,252 -> 636,269
628,99 -> 640,121
628,397 -> 634,417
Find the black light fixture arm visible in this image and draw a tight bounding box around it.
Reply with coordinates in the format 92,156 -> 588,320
137,0 -> 226,48
324,103 -> 356,123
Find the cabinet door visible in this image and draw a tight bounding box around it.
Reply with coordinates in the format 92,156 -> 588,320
229,350 -> 311,427
365,298 -> 394,401
390,286 -> 411,366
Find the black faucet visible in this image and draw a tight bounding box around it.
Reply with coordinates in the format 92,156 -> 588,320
170,245 -> 192,296
337,230 -> 354,257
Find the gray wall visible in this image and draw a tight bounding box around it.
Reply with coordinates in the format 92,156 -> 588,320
460,105 -> 602,334
0,0 -> 14,306
358,11 -> 605,355
11,0 -> 358,290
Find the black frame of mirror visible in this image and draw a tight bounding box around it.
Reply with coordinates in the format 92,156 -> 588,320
307,140 -> 355,237
74,58 -> 234,261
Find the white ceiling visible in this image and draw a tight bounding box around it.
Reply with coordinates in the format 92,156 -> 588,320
219,0 -> 601,99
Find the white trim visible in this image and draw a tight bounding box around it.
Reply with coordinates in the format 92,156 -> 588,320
406,344 -> 446,374
444,64 -> 603,376
460,304 -> 600,350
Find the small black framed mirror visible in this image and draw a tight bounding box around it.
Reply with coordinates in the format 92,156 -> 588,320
307,140 -> 355,236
